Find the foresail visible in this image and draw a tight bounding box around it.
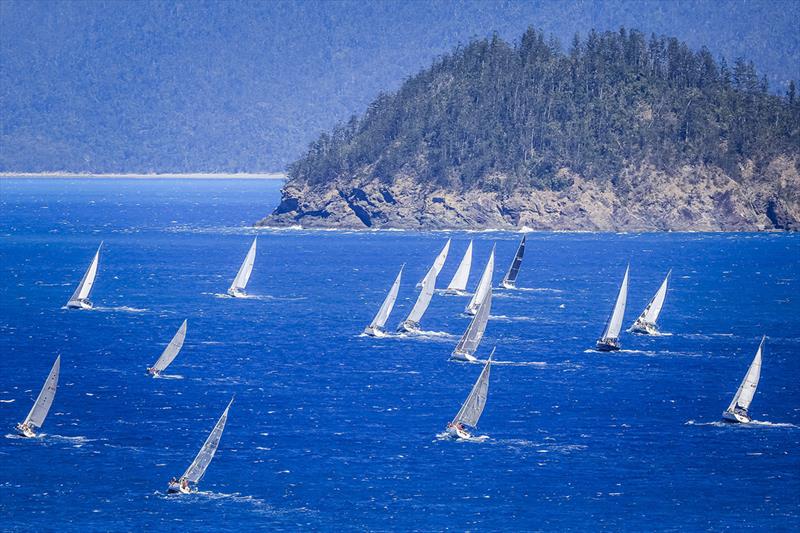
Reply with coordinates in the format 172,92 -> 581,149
727,338 -> 764,413
152,320 -> 187,373
183,397 -> 234,483
502,235 -> 526,285
639,270 -> 670,325
24,356 -> 60,429
406,267 -> 436,324
69,244 -> 101,303
466,246 -> 495,313
602,265 -> 629,340
447,241 -> 472,291
230,237 -> 257,291
452,351 -> 493,428
419,239 -> 451,287
370,266 -> 403,330
454,286 -> 491,357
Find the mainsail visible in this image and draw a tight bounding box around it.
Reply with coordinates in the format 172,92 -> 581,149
23,356 -> 60,429
402,266 -> 436,327
451,349 -> 493,428
466,245 -> 495,315
446,241 -> 473,292
726,337 -> 764,414
600,264 -> 629,341
182,397 -> 234,484
229,237 -> 257,293
67,243 -> 101,305
151,320 -> 188,373
418,239 -> 451,287
635,270 -> 671,326
501,235 -> 526,287
453,286 -> 492,359
367,265 -> 403,332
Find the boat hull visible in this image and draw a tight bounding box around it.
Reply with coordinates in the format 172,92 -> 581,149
500,281 -> 516,289
396,320 -> 420,333
66,299 -> 92,310
722,410 -> 751,424
450,352 -> 478,362
167,481 -> 192,494
596,338 -> 621,352
16,424 -> 36,438
227,289 -> 247,298
630,321 -> 659,335
363,326 -> 386,337
446,425 -> 472,440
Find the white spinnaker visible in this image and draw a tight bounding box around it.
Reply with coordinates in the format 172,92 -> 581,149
452,349 -> 493,428
447,241 -> 472,291
230,237 -> 257,292
68,243 -> 101,303
152,320 -> 188,373
466,246 -> 495,314
638,270 -> 670,325
454,286 -> 492,357
727,338 -> 764,413
24,356 -> 60,429
183,397 -> 234,484
405,267 -> 436,325
369,265 -> 403,330
602,265 -> 629,340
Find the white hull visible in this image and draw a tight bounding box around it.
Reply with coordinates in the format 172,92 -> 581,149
722,410 -> 751,424
167,481 -> 192,494
147,368 -> 161,378
500,280 -> 516,290
227,289 -> 247,298
630,321 -> 659,335
66,299 -> 92,310
446,425 -> 472,440
450,352 -> 478,362
363,326 -> 387,337
397,320 -> 420,333
16,424 -> 36,438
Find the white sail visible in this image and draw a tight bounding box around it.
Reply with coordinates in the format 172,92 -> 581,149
404,267 -> 436,326
452,349 -> 493,428
367,265 -> 403,331
418,239 -> 451,287
229,237 -> 257,292
151,320 -> 187,373
501,235 -> 526,287
637,270 -> 670,326
601,264 -> 629,341
453,286 -> 492,358
446,241 -> 472,292
23,356 -> 60,429
466,245 -> 495,315
68,243 -> 101,304
182,397 -> 234,484
726,337 -> 764,414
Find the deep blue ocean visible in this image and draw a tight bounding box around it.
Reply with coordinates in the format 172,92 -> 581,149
0,178 -> 798,531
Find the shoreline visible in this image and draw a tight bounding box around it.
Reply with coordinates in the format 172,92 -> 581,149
0,171 -> 287,180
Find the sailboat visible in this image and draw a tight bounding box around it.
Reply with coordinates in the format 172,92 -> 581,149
722,337 -> 765,424
596,264 -> 629,351
148,319 -> 188,376
445,349 -> 494,439
452,286 -> 492,362
228,237 -> 257,297
630,270 -> 671,335
16,356 -> 60,438
398,266 -> 436,333
66,243 -> 102,309
168,397 -> 234,494
364,265 -> 403,336
417,239 -> 451,288
444,241 -> 472,294
465,245 -> 495,316
500,235 -> 526,289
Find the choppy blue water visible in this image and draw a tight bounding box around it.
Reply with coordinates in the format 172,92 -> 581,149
0,178 -> 798,531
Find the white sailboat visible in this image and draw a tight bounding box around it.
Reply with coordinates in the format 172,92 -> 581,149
722,337 -> 765,424
168,397 -> 234,494
630,270 -> 671,335
445,349 -> 494,439
465,245 -> 495,316
148,319 -> 188,376
500,235 -> 526,289
417,239 -> 451,288
452,286 -> 492,362
444,240 -> 472,294
16,356 -> 60,438
228,237 -> 257,297
66,243 -> 102,309
596,264 -> 629,351
398,266 -> 436,333
364,265 -> 404,336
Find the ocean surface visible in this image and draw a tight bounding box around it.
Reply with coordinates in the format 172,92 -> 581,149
0,178 -> 798,531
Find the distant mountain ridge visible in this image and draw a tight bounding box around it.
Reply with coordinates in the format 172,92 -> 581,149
259,27 -> 800,231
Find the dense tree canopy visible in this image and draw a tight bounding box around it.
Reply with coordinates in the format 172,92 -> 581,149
290,28 -> 800,192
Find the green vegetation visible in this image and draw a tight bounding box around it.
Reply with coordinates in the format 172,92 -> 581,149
289,28 -> 800,191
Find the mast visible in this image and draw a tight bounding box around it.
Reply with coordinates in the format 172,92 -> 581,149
418,239 -> 451,288
453,286 -> 492,359
151,320 -> 188,373
402,266 -> 436,327
182,397 -> 234,484
229,237 -> 257,292
451,349 -> 494,428
367,265 -> 403,331
601,264 -> 629,341
23,356 -> 60,429
446,241 -> 473,292
726,337 -> 765,414
466,245 -> 495,315
635,270 -> 670,326
501,235 -> 526,287
67,243 -> 101,305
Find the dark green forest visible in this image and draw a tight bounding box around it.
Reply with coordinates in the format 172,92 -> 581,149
290,27 -> 800,191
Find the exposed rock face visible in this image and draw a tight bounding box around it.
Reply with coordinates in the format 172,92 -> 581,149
257,158 -> 800,231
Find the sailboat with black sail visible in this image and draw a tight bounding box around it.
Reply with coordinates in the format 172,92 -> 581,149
500,235 -> 526,289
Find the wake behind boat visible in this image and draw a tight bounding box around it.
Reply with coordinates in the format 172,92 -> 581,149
228,237 -> 257,298
168,397 -> 234,494
451,286 -> 492,362
500,235 -> 526,289
465,245 -> 495,316
444,240 -> 472,294
364,265 -> 403,336
722,337 -> 765,424
148,320 -> 188,377
630,270 -> 671,335
66,243 -> 102,309
16,356 -> 60,438
445,349 -> 493,440
596,264 -> 629,351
